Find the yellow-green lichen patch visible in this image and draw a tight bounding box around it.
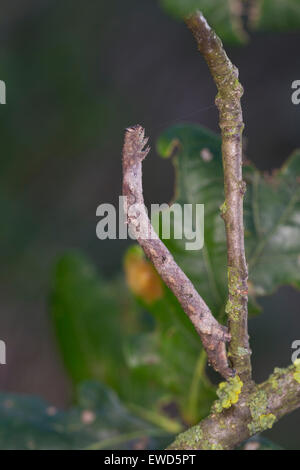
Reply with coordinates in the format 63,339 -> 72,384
225,267 -> 244,322
215,375 -> 243,412
248,413 -> 276,435
228,267 -> 241,296
293,372 -> 300,383
201,440 -> 223,450
259,414 -> 276,430
249,390 -> 267,419
220,201 -> 228,216
225,298 -> 241,321
247,390 -> 276,434
293,359 -> 300,384
269,374 -> 279,391
171,424 -> 203,449
210,443 -> 223,450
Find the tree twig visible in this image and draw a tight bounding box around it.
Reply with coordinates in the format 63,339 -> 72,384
165,12 -> 300,450
122,125 -> 234,379
186,11 -> 252,383
122,11 -> 300,451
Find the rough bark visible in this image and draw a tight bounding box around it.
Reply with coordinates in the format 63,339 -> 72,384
168,362 -> 300,450
121,10 -> 300,451
186,11 -> 252,383
122,125 -> 233,379
166,11 -> 300,450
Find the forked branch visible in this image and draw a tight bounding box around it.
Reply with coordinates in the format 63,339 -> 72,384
122,11 -> 300,451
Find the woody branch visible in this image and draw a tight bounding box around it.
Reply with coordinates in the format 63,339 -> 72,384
122,125 -> 233,379
186,11 -> 252,383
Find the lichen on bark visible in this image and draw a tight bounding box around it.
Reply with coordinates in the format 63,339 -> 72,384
186,10 -> 252,384
121,8 -> 300,452
164,11 -> 300,450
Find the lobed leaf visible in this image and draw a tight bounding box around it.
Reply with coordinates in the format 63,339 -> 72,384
156,123 -> 300,309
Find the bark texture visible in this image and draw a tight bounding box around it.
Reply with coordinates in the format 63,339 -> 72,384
121,10 -> 300,451
186,11 -> 251,383
166,11 -> 300,450
122,125 -> 233,379
168,363 -> 300,450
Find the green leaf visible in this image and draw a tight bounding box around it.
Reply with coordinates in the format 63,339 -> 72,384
250,0 -> 300,32
124,246 -> 216,424
0,382 -> 169,450
51,252 -> 207,427
157,124 -> 231,319
156,123 -> 300,309
244,151 -> 300,295
123,314 -> 216,424
159,0 -> 247,44
50,253 -> 127,390
159,0 -> 300,41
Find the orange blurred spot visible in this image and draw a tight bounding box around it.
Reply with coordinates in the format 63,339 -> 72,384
124,247 -> 163,304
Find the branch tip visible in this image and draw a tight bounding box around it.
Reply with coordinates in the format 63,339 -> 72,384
122,124 -> 233,379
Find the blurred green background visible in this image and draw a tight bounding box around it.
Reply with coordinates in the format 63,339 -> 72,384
0,0 -> 300,448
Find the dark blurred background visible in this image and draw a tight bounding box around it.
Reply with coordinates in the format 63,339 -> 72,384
0,0 -> 299,448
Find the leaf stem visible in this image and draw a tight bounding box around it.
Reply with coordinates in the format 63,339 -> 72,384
128,404 -> 183,435
186,350 -> 212,423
